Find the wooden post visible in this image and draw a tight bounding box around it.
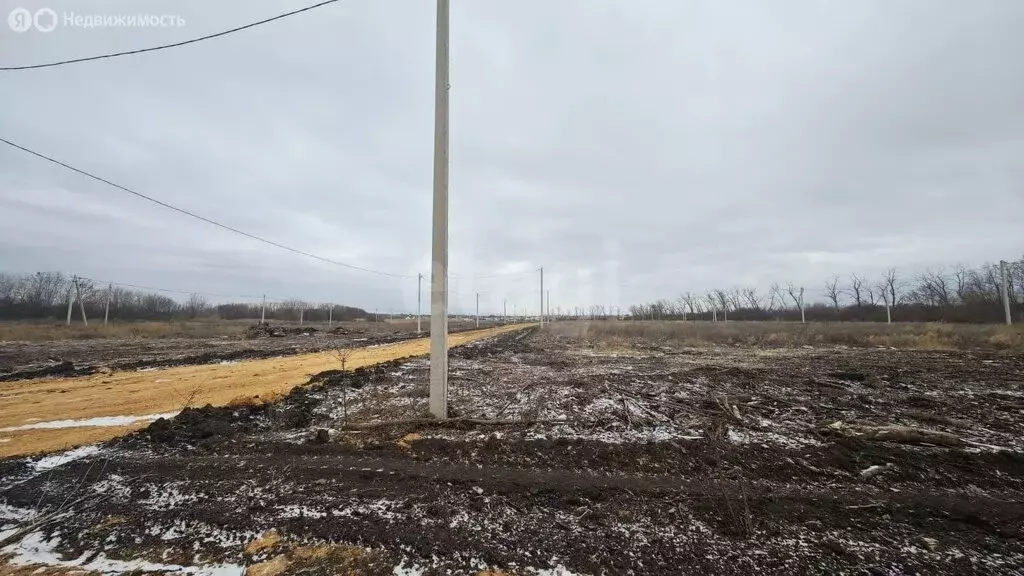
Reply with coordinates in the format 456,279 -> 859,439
104,283 -> 112,326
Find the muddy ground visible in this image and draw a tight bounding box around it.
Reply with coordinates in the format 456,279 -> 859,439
2,327 -> 1023,574
0,321 -> 497,381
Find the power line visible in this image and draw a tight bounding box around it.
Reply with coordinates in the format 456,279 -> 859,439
0,0 -> 341,71
78,275 -> 268,301
0,136 -> 412,278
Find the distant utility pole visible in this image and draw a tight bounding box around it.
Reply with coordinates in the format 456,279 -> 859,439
503,298 -> 507,323
74,275 -> 88,326
65,281 -> 74,326
417,273 -> 423,334
800,287 -> 806,324
261,295 -> 266,324
299,307 -> 304,325
476,292 -> 480,328
104,283 -> 112,326
428,0 -> 451,419
329,304 -> 333,326
1001,260 -> 1013,326
547,290 -> 550,319
539,267 -> 544,327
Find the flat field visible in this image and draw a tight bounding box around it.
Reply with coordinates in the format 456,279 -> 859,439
0,322 -> 1022,574
0,323 -> 522,457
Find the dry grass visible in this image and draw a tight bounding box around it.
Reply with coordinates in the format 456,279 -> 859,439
0,320 -> 249,342
550,320 -> 1024,352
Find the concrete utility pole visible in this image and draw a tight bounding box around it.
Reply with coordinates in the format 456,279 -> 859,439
547,290 -> 550,319
104,283 -> 112,326
539,267 -> 544,327
74,276 -> 87,326
261,295 -> 266,324
65,282 -> 74,326
503,298 -> 507,323
428,0 -> 451,419
476,292 -> 480,328
417,273 -> 423,334
1001,260 -> 1013,326
800,287 -> 806,324
329,304 -> 333,326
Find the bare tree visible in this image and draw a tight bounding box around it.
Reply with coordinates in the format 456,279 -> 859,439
823,276 -> 841,309
766,283 -> 785,312
680,292 -> 700,317
785,283 -> 802,309
185,293 -> 209,319
713,289 -> 730,312
705,292 -> 718,319
742,288 -> 762,310
882,268 -> 902,308
912,269 -> 952,307
953,264 -> 970,303
847,273 -> 865,307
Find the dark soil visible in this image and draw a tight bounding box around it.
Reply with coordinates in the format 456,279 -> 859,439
2,328 -> 1023,574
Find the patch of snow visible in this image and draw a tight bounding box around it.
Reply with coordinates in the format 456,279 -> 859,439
277,504 -> 328,519
532,565 -> 589,575
139,483 -> 204,510
393,559 -> 425,575
31,445 -> 101,471
2,531 -> 244,575
0,503 -> 35,522
1,413 -> 177,432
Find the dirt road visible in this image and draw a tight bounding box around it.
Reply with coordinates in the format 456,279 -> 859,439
0,324 -> 529,457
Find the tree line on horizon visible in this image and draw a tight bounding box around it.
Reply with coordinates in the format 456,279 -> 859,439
623,257 -> 1024,324
0,271 -> 371,323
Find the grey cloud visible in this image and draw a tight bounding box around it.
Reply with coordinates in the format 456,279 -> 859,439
1,0 -> 1022,315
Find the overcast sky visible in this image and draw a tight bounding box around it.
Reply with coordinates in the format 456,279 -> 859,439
1,0 -> 1022,314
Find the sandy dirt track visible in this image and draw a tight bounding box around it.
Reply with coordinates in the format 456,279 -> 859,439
0,324 -> 530,457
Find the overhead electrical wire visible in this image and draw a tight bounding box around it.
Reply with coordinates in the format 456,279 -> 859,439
0,0 -> 341,71
0,136 -> 412,278
77,276 -> 269,301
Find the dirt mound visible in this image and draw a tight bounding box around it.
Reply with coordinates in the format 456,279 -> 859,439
244,323 -> 319,339
0,360 -> 96,382
144,405 -> 256,447
244,323 -> 279,338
